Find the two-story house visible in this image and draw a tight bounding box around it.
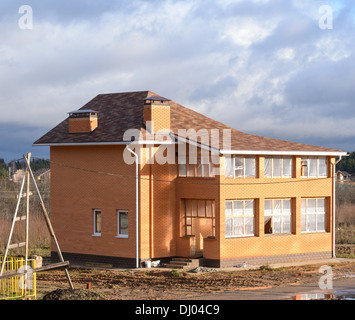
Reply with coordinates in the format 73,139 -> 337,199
33,91 -> 347,268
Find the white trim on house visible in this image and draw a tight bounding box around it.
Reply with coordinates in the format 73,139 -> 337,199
169,134 -> 221,154
220,150 -> 348,157
33,140 -> 176,147
34,139 -> 348,158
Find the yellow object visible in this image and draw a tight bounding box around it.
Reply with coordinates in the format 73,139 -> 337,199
0,256 -> 36,300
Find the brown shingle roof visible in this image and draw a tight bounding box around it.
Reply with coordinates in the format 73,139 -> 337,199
33,90 -> 345,154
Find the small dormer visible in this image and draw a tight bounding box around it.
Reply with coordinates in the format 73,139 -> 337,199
143,96 -> 171,133
68,109 -> 99,133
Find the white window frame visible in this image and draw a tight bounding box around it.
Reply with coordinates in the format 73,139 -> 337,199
225,199 -> 255,238
116,210 -> 129,238
264,199 -> 292,234
264,156 -> 293,178
301,156 -> 327,178
225,156 -> 256,179
93,209 -> 101,237
301,198 -> 326,233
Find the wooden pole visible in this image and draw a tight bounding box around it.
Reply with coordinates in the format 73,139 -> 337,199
0,175 -> 26,276
22,154 -> 74,290
24,153 -> 31,297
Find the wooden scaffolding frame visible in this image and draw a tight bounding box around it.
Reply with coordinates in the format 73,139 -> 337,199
0,153 -> 74,293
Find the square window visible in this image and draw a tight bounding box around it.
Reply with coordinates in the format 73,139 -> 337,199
225,199 -> 255,237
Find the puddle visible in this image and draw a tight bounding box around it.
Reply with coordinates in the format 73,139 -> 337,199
293,290 -> 355,300
333,274 -> 355,280
293,293 -> 333,300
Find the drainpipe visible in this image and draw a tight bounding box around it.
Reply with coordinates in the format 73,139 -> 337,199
126,145 -> 139,268
332,156 -> 342,258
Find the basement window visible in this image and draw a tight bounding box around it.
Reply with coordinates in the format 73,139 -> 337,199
93,209 -> 101,236
301,198 -> 326,232
264,199 -> 291,234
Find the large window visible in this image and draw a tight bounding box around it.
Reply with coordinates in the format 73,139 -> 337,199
179,156 -> 213,178
225,200 -> 254,237
264,199 -> 291,234
93,209 -> 101,236
117,210 -> 128,238
301,157 -> 327,178
184,200 -> 215,237
264,156 -> 292,178
301,198 -> 326,232
225,156 -> 256,178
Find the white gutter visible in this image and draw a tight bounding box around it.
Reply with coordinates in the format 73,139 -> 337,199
332,155 -> 344,258
220,150 -> 348,157
126,145 -> 140,268
169,133 -> 220,154
33,140 -> 175,147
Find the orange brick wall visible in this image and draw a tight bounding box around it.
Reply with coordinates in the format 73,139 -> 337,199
50,145 -> 137,259
68,117 -> 98,133
143,104 -> 171,132
50,144 -> 178,263
208,155 -> 335,263
50,144 -> 336,266
139,145 -> 177,260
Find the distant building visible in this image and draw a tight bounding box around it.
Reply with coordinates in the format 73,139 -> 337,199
11,169 -> 24,184
336,170 -> 351,182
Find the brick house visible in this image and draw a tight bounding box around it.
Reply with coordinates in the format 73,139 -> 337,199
34,91 -> 347,268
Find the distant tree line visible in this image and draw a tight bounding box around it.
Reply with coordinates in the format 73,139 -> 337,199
0,157 -> 50,178
337,152 -> 355,174
0,159 -> 8,178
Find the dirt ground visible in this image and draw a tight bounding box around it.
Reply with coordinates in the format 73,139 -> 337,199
36,260 -> 355,300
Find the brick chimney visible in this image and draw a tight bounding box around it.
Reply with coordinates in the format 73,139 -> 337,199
143,96 -> 171,133
68,110 -> 98,133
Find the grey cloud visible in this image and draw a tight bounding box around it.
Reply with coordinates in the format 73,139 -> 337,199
1,0 -> 355,160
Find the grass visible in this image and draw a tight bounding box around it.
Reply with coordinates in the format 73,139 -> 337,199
336,253 -> 355,259
171,269 -> 186,277
336,203 -> 355,245
0,212 -> 50,257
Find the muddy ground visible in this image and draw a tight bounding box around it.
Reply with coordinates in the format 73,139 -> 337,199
36,260 -> 355,300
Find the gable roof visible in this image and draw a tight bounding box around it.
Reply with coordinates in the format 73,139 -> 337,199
33,90 -> 346,155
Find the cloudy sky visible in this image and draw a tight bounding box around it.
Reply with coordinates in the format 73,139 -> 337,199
0,0 -> 354,161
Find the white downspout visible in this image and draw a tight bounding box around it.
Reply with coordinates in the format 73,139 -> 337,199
127,145 -> 139,268
332,156 -> 342,258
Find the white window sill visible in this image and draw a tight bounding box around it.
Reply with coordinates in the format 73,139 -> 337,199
301,176 -> 328,179
301,231 -> 327,234
92,234 -> 101,237
116,235 -> 128,239
225,235 -> 255,239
